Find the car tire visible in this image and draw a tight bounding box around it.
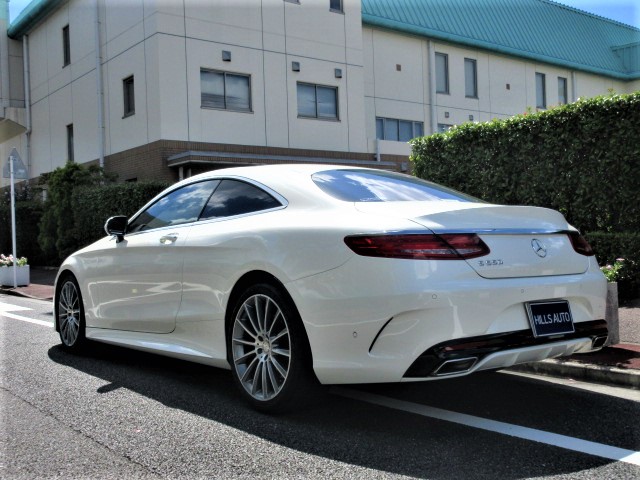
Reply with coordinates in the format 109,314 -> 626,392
228,283 -> 315,413
56,274 -> 87,352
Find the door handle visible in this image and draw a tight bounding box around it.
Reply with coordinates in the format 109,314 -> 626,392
159,234 -> 178,245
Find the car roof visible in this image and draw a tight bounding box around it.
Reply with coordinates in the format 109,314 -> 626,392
183,163 -> 380,207
188,163 -> 370,183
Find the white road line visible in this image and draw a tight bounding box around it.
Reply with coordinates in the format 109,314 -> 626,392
0,301 -> 32,312
0,311 -> 53,328
0,301 -> 52,327
334,387 -> 640,467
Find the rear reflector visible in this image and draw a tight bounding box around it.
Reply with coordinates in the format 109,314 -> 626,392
568,232 -> 595,256
344,233 -> 490,260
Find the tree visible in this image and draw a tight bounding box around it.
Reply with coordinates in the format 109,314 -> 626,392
38,163 -> 115,263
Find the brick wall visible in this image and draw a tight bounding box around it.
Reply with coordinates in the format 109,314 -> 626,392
104,140 -> 410,182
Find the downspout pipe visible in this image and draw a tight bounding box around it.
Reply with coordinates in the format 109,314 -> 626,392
427,40 -> 437,134
95,0 -> 105,170
1,0 -> 9,109
23,35 -> 32,177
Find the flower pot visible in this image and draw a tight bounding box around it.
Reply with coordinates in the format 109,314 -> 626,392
0,265 -> 30,287
605,282 -> 619,346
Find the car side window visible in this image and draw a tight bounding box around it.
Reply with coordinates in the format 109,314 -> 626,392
128,180 -> 219,233
199,179 -> 282,220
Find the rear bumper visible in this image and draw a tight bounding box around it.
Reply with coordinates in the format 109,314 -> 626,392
403,319 -> 607,379
287,255 -> 607,385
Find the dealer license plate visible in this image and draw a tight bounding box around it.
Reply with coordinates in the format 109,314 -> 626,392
525,300 -> 575,337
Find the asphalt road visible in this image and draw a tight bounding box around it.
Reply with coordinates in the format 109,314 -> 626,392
1,294 -> 639,479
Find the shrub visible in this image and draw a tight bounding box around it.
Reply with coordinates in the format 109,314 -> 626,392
38,162 -> 112,263
71,181 -> 169,248
37,162 -> 168,264
0,183 -> 46,265
0,201 -> 45,265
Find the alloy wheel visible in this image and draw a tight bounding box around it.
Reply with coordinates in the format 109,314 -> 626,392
58,280 -> 81,347
231,294 -> 292,401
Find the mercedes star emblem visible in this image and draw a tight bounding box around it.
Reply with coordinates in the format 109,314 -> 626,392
531,239 -> 547,258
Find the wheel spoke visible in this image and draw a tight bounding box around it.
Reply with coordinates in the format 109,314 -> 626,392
63,285 -> 73,309
254,296 -> 264,333
59,315 -> 68,332
251,361 -> 262,395
271,356 -> 288,378
266,361 -> 280,394
237,319 -> 257,340
270,328 -> 288,344
69,319 -> 78,339
242,304 -> 260,337
267,311 -> 282,336
261,359 -> 268,397
271,348 -> 290,358
233,338 -> 255,347
262,298 -> 272,334
240,356 -> 259,384
234,349 -> 255,364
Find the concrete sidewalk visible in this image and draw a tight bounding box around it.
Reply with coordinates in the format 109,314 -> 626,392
2,267 -> 639,390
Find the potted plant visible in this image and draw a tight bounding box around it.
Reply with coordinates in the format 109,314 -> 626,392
0,254 -> 30,287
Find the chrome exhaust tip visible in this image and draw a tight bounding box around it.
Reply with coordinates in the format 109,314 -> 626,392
433,357 -> 478,376
592,335 -> 608,349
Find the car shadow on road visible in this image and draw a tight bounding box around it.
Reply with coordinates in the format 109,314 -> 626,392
48,341 -> 632,479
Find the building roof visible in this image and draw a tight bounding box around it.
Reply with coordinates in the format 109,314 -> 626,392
8,0 -> 640,80
362,0 -> 640,80
7,0 -> 65,39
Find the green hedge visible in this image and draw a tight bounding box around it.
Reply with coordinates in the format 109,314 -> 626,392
2,180 -> 168,266
34,162 -> 169,264
411,92 -> 640,234
37,162 -> 108,263
71,182 -> 169,249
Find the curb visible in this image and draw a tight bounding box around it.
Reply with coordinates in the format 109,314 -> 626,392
0,287 -> 54,301
509,359 -> 640,390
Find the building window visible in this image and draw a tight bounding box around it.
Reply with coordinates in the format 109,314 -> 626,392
464,58 -> 477,98
330,0 -> 343,12
437,123 -> 453,133
62,25 -> 70,67
435,53 -> 449,94
66,124 -> 74,162
201,69 -> 251,111
123,76 -> 135,117
376,117 -> 424,142
558,77 -> 568,105
297,83 -> 338,120
536,73 -> 546,109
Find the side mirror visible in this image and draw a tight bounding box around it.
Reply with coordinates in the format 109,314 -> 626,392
104,216 -> 128,242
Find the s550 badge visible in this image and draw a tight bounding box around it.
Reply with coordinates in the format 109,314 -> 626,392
478,259 -> 504,267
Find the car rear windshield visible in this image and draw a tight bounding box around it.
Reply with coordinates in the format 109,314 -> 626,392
312,169 -> 480,202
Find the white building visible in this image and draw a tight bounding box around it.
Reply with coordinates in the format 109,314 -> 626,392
1,0 -> 638,187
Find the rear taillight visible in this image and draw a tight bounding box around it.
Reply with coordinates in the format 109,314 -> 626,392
568,232 -> 595,256
344,233 -> 490,260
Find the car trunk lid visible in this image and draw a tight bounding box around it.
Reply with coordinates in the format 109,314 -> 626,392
355,202 -> 590,278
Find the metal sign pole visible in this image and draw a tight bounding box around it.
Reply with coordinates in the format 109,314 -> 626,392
9,153 -> 17,288
3,149 -> 27,288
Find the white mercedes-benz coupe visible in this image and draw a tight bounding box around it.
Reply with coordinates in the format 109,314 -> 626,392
55,164 -> 608,411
